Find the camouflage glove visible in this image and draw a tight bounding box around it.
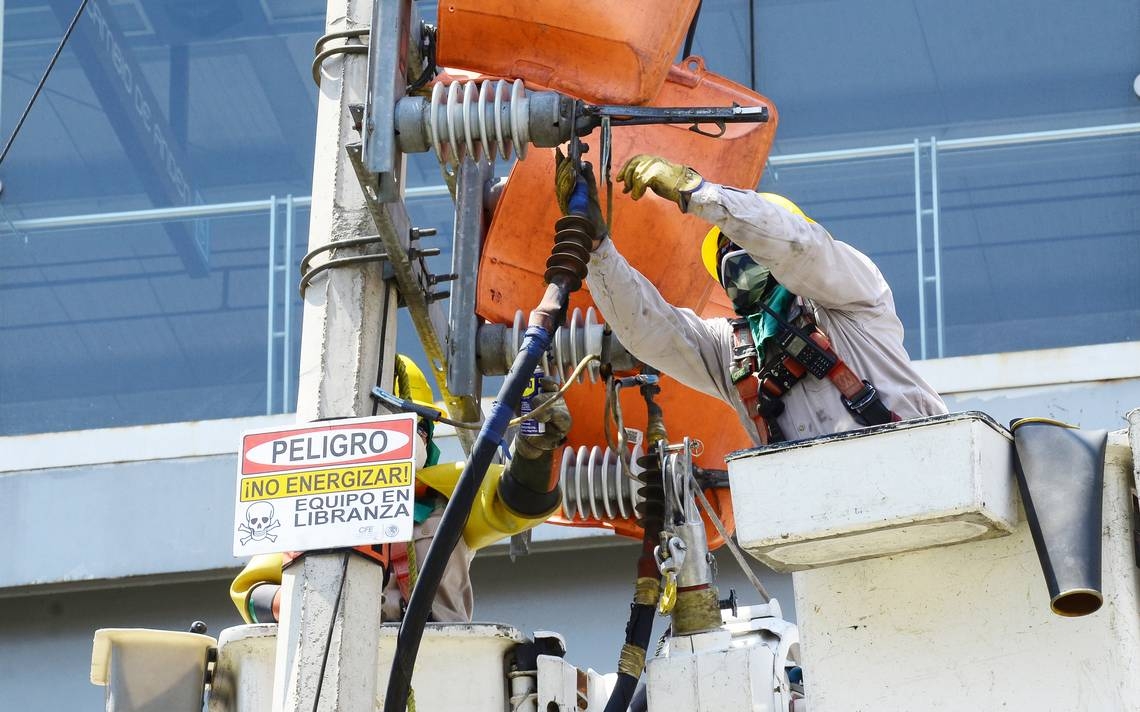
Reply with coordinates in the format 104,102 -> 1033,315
554,150 -> 608,249
616,154 -> 703,210
515,378 -> 572,460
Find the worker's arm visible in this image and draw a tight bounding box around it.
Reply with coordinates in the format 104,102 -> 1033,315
229,553 -> 284,624
585,239 -> 737,403
687,184 -> 891,313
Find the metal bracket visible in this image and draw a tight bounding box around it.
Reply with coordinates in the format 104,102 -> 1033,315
447,158 -> 491,409
362,0 -> 419,201
347,142 -> 480,452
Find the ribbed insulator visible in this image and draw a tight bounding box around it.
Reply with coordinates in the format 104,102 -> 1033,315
428,78 -> 529,165
634,450 -> 665,533
545,214 -> 593,293
506,307 -> 603,383
558,443 -> 645,522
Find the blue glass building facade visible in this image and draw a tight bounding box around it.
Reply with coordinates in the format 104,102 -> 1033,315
1,0 -> 1137,435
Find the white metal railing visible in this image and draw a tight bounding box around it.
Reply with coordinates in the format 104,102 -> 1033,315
2,121 -> 1138,412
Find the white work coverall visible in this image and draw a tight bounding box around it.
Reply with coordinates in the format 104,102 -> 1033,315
586,183 -> 947,446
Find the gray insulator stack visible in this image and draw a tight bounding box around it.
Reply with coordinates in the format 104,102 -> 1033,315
394,79 -> 574,164
559,443 -> 645,523
476,307 -> 636,382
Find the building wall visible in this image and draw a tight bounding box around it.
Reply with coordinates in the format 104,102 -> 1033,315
3,346 -> 1137,709
1,0 -> 1138,708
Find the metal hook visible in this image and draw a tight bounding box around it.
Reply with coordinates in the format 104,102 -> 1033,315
687,120 -> 727,138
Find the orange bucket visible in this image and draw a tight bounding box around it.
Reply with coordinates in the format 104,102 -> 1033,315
436,0 -> 701,105
477,59 -> 778,546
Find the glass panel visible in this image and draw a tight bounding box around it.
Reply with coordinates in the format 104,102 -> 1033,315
3,0 -> 1137,437
0,0 -> 323,434
1,1 -> 324,218
686,0 -> 1140,149
0,210 -> 284,435
760,154 -> 927,358
935,133 -> 1140,356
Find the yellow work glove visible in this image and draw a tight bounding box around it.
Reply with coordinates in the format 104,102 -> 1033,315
554,149 -> 607,248
616,154 -> 703,210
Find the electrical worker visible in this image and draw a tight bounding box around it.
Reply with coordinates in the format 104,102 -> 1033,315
556,153 -> 946,445
230,355 -> 570,624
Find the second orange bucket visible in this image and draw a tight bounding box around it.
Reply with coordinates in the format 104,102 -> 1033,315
476,59 -> 779,546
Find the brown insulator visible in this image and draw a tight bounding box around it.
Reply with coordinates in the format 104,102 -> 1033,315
545,254 -> 589,292
544,214 -> 595,293
634,451 -> 665,535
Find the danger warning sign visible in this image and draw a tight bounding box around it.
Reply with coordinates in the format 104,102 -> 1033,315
233,414 -> 418,557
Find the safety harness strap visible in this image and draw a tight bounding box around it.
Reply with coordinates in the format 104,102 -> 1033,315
729,319 -> 783,445
359,542 -> 413,601
730,301 -> 900,443
387,542 -> 413,600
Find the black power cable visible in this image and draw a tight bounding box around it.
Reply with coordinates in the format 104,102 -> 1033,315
749,0 -> 757,89
383,324 -> 556,712
0,0 -> 90,169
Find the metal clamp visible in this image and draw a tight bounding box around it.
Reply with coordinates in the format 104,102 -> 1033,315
654,536 -> 687,615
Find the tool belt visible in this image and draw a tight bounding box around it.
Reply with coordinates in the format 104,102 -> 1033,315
730,299 -> 899,445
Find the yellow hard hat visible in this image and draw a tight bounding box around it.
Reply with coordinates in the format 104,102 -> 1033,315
700,193 -> 813,282
395,354 -> 439,413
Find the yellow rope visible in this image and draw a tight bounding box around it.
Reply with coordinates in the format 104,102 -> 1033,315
634,577 -> 660,606
394,356 -> 413,400
617,643 -> 647,678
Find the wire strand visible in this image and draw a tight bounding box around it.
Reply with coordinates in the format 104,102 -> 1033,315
449,353 -> 599,429
299,254 -> 390,297
312,44 -> 369,87
312,552 -> 351,712
689,474 -> 771,602
0,0 -> 91,168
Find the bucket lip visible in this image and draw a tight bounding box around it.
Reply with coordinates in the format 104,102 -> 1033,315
1010,416 -> 1080,432
1049,587 -> 1104,617
725,410 -> 1009,462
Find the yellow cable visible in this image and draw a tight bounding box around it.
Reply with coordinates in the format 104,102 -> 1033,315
617,643 -> 647,678
436,353 -> 600,430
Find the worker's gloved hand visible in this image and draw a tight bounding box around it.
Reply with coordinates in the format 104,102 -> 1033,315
554,149 -> 607,249
499,378 -> 571,517
515,377 -> 572,459
616,154 -> 703,210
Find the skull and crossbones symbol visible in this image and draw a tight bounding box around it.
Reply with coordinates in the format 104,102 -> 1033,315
238,501 -> 281,545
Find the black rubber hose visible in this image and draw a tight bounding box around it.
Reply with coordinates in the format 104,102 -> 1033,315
629,679 -> 649,712
603,444 -> 665,712
606,673 -> 639,712
383,323 -> 554,712
603,603 -> 656,712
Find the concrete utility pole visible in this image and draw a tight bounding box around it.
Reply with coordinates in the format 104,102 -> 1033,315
275,0 -> 392,710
